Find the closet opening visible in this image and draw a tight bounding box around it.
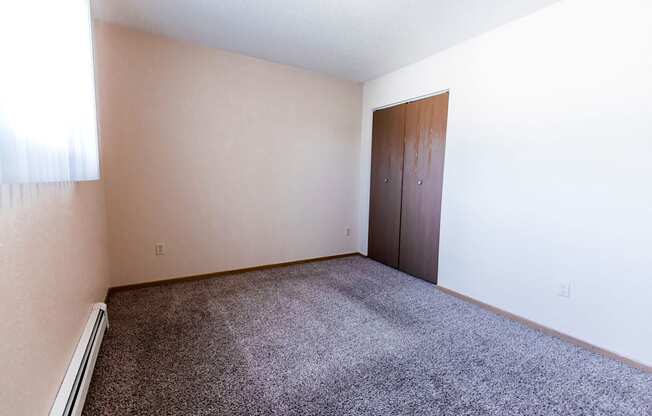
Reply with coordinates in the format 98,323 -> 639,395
368,91 -> 449,284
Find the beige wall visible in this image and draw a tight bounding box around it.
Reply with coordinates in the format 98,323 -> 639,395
95,23 -> 363,286
0,182 -> 110,415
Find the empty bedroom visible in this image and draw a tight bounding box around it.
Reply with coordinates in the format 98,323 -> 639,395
1,0 -> 651,415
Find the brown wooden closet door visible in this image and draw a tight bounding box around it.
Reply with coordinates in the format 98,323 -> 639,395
368,105 -> 406,268
399,92 -> 449,283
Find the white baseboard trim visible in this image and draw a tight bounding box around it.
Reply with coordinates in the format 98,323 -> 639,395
49,303 -> 108,416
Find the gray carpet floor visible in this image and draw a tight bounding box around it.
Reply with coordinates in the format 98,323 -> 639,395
83,256 -> 652,416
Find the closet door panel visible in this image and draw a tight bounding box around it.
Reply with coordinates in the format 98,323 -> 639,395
368,105 -> 406,268
399,93 -> 449,283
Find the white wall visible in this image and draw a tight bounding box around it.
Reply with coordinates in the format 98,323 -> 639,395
359,0 -> 652,366
95,24 -> 362,286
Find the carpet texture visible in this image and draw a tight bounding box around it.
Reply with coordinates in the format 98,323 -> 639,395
83,256 -> 652,416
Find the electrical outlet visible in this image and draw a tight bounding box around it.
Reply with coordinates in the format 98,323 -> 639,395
345,227 -> 351,237
155,243 -> 165,256
558,281 -> 571,298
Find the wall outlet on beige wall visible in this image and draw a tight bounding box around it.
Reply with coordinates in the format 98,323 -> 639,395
155,243 -> 166,256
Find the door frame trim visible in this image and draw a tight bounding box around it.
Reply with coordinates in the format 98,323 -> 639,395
373,88 -> 450,112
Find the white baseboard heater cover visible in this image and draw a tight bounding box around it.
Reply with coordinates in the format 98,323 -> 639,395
49,303 -> 108,416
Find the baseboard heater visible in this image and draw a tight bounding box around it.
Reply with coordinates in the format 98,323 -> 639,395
49,303 -> 108,416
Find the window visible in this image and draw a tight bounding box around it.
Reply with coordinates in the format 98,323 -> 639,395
0,0 -> 100,184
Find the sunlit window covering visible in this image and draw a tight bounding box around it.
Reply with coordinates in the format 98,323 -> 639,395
0,0 -> 100,184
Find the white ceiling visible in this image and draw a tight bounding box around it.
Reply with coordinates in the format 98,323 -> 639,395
93,0 -> 560,82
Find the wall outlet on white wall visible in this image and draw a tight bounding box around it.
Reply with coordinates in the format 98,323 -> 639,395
155,243 -> 166,256
345,227 -> 351,237
558,281 -> 571,298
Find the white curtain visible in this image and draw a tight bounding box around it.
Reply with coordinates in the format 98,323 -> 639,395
0,0 -> 100,184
